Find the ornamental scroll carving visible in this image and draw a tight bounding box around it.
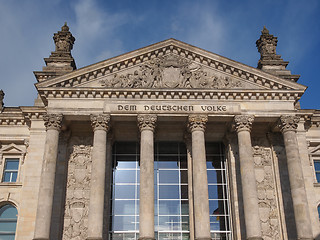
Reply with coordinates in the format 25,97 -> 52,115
252,141 -> 280,240
279,115 -> 300,133
234,115 -> 254,133
188,115 -> 208,132
43,114 -> 63,131
62,145 -> 92,240
137,114 -> 157,131
99,53 -> 243,89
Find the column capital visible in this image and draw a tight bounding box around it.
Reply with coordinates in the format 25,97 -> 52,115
188,115 -> 208,132
137,114 -> 157,132
43,113 -> 63,131
279,115 -> 300,133
90,114 -> 110,131
234,115 -> 254,133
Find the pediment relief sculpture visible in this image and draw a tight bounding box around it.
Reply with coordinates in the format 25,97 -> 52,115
99,53 -> 243,89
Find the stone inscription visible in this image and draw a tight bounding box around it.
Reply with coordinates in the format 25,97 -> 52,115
106,103 -> 238,114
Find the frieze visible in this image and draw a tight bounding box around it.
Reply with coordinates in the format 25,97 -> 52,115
104,102 -> 240,114
99,53 -> 243,89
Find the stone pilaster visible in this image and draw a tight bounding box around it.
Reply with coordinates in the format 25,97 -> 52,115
137,114 -> 157,240
188,115 -> 211,240
33,114 -> 63,240
87,114 -> 110,240
234,115 -> 262,240
279,115 -> 313,240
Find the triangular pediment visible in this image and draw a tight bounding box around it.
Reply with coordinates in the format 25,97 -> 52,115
36,39 -> 306,93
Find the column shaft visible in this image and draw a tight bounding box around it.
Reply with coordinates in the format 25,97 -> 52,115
234,115 -> 262,240
34,114 -> 62,240
280,116 -> 313,239
138,114 -> 157,240
87,114 -> 110,240
188,115 -> 211,240
105,135 -> 113,240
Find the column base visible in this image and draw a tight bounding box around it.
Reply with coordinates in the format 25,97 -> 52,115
297,238 -> 314,240
138,237 -> 156,240
33,239 -> 49,240
86,238 -> 103,240
247,238 -> 263,240
195,238 -> 212,240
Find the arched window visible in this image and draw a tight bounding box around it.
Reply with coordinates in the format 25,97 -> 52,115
0,204 -> 18,240
318,204 -> 320,220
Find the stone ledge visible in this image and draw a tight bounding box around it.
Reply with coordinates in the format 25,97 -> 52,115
0,182 -> 22,188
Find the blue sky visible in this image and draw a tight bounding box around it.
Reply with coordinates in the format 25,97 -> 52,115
0,0 -> 319,109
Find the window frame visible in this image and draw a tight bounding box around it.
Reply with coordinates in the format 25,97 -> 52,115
2,158 -> 20,183
0,143 -> 26,184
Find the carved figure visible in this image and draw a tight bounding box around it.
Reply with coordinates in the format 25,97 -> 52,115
100,53 -> 243,89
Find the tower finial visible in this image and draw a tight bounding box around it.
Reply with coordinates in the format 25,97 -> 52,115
255,27 -> 299,82
0,90 -> 4,112
34,23 -> 77,84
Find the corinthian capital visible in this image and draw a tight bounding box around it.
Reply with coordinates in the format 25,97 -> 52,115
188,115 -> 208,132
137,114 -> 157,132
43,114 -> 63,131
279,115 -> 300,133
90,114 -> 110,131
234,115 -> 254,133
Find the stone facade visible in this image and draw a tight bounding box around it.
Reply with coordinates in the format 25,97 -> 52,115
0,24 -> 320,240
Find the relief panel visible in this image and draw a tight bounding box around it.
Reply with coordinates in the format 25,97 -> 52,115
62,143 -> 92,240
252,139 -> 281,240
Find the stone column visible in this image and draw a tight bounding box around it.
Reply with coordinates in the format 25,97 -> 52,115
279,115 -> 313,240
234,115 -> 262,240
184,133 -> 195,240
137,114 -> 157,240
187,115 -> 211,240
87,114 -> 110,240
33,114 -> 63,240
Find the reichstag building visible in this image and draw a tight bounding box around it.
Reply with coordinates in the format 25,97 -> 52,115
0,23 -> 320,240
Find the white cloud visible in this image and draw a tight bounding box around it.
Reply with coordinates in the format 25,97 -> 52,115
72,0 -> 130,67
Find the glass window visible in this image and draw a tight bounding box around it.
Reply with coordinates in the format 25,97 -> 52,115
314,160 -> 320,183
2,159 -> 19,182
206,143 -> 231,239
0,204 -> 18,240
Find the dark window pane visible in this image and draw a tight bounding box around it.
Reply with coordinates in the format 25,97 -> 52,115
112,216 -> 136,231
181,185 -> 188,200
159,185 -> 179,199
181,200 -> 189,215
208,185 -> 219,199
207,170 -> 218,184
159,200 -> 180,215
114,170 -> 136,183
3,173 -> 11,182
158,216 -> 181,231
113,200 -> 136,215
5,160 -> 19,170
11,173 -> 17,182
316,173 -> 320,183
159,170 -> 179,183
181,216 -> 189,231
314,161 -> 320,171
180,170 -> 188,184
114,185 -> 136,199
209,200 -> 227,216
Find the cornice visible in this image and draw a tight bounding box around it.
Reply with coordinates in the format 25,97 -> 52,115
0,106 -> 46,126
36,39 -> 306,92
37,87 -> 303,105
